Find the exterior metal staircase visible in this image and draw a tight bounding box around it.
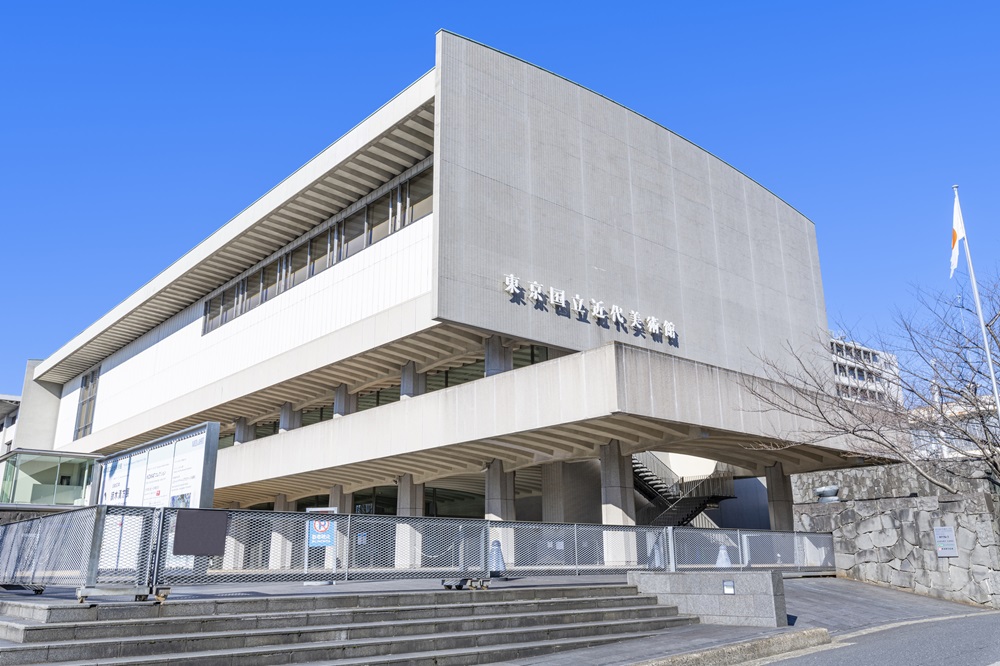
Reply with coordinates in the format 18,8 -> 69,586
632,452 -> 735,527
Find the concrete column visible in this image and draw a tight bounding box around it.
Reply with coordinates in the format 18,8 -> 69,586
485,459 -> 516,521
278,402 -> 302,433
600,441 -> 635,525
234,417 -> 255,445
396,474 -> 425,517
329,484 -> 353,514
400,361 -> 427,398
333,384 -> 357,417
394,473 -> 425,569
484,335 -> 513,377
221,501 -> 245,570
600,441 -> 638,566
327,485 -> 353,570
269,493 -> 292,570
541,461 -> 566,523
765,463 -> 794,532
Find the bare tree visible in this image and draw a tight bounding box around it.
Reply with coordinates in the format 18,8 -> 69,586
746,279 -> 1000,494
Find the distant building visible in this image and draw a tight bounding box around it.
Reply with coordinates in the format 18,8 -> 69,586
829,338 -> 901,404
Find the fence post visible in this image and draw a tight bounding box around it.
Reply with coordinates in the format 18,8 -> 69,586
147,509 -> 165,589
344,514 -> 352,582
573,523 -> 579,576
83,506 -> 108,589
667,526 -> 676,572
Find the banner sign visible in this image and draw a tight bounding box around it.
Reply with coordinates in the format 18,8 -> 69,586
94,422 -> 220,509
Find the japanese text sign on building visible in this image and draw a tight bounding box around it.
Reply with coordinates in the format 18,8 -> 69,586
502,273 -> 678,343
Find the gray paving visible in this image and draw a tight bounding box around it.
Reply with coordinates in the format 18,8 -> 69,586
0,574 -> 989,665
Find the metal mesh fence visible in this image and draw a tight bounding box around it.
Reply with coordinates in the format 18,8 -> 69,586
0,507 -> 99,587
0,507 -> 835,591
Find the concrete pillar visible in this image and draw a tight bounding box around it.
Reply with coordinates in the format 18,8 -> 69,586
221,500 -> 244,570
234,417 -> 255,445
765,463 -> 794,532
394,474 -> 425,569
278,402 -> 302,433
329,484 -> 353,514
541,461 -> 566,523
396,473 -> 425,517
600,441 -> 637,566
484,335 -> 513,377
269,493 -> 292,570
327,485 -> 353,570
400,361 -> 427,398
333,384 -> 357,417
600,440 -> 636,526
485,459 -> 516,521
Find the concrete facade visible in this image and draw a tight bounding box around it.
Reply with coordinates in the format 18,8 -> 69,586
10,32 -> 854,522
627,570 -> 788,627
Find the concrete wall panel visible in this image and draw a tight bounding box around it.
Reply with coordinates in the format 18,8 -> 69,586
434,32 -> 828,380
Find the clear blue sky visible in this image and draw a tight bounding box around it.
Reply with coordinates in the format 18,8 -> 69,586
1,2 -> 998,394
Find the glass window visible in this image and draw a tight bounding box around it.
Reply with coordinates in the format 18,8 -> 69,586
221,286 -> 237,323
244,270 -> 262,312
393,182 -> 409,231
408,168 -> 433,223
205,296 -> 223,333
342,210 -> 366,259
261,260 -> 280,302
309,231 -> 332,276
11,454 -> 61,504
74,367 -> 100,440
287,246 -> 309,288
368,193 -> 392,246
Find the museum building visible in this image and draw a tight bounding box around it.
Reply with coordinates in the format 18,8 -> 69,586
10,32 -> 856,530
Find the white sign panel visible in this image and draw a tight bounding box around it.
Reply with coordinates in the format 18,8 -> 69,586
934,526 -> 959,558
96,423 -> 219,509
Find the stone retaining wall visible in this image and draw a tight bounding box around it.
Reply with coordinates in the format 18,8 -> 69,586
795,491 -> 1000,608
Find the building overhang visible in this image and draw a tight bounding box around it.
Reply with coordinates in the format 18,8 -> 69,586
213,343 -> 862,506
34,71 -> 436,385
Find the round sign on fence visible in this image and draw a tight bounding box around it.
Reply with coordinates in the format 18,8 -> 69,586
312,520 -> 330,532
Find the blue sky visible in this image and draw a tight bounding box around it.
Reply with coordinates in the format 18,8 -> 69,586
1,2 -> 998,394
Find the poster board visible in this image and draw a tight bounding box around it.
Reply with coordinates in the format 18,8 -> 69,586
92,422 -> 220,509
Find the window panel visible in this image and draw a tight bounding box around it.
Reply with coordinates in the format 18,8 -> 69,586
342,210 -> 366,259
368,193 -> 391,246
408,168 -> 433,223
244,270 -> 262,311
310,231 -> 331,276
288,247 -> 309,288
261,260 -> 279,302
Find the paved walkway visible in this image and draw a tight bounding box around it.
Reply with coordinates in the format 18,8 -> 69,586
0,574 -> 990,664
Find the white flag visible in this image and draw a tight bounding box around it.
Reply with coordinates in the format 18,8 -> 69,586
950,188 -> 967,278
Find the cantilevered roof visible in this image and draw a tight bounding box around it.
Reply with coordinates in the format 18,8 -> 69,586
0,395 -> 18,421
34,71 -> 436,385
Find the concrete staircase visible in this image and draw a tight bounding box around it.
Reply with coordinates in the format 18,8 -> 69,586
0,584 -> 699,665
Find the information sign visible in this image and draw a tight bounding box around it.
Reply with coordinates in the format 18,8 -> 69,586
934,526 -> 959,557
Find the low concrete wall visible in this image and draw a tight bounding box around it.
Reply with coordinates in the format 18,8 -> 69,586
627,571 -> 787,627
795,492 -> 1000,608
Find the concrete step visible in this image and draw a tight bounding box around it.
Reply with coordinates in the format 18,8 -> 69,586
3,593 -> 665,643
9,617 -> 699,665
0,583 -> 638,623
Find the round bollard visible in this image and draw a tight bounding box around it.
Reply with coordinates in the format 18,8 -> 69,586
715,543 -> 732,568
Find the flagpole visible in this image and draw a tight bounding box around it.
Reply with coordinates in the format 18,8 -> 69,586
954,185 -> 1000,428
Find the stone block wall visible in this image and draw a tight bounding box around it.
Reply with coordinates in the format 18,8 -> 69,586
795,492 -> 1000,608
791,461 -> 992,504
